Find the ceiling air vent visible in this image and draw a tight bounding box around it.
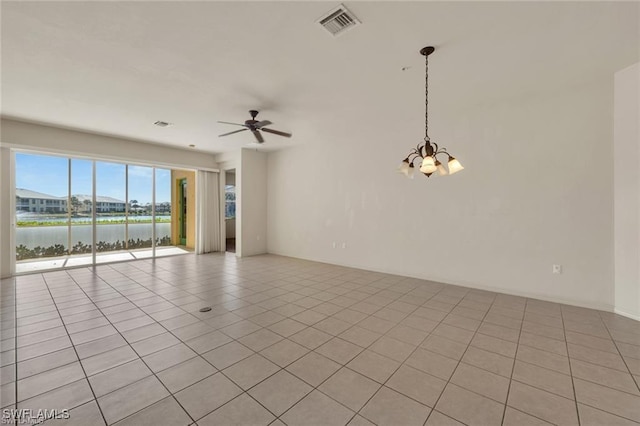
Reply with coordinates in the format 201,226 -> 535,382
317,4 -> 360,37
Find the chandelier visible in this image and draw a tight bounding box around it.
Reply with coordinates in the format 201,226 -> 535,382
399,46 -> 463,179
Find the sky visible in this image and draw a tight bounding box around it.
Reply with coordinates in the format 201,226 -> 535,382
16,153 -> 171,204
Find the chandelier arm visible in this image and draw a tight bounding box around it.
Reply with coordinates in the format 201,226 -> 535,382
407,153 -> 422,163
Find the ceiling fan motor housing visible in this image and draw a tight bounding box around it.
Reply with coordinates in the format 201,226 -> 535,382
245,110 -> 260,126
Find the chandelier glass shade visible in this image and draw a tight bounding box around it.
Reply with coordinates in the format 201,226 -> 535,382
399,46 -> 463,179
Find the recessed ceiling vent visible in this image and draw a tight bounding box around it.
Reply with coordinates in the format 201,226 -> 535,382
317,4 -> 360,37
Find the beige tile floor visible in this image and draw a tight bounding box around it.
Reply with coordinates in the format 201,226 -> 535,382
1,253 -> 639,425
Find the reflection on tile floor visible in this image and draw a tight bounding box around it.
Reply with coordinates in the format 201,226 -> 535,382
15,247 -> 190,274
1,253 -> 639,425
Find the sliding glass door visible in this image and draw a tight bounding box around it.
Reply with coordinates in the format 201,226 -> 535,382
127,165 -> 154,257
15,153 -> 69,264
95,161 -> 127,262
68,159 -> 94,264
14,151 -> 190,272
155,168 -> 172,251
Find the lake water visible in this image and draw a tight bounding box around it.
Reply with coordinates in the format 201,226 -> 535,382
16,214 -> 167,224
17,223 -> 171,249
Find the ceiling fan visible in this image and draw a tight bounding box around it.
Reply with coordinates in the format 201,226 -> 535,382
218,110 -> 292,144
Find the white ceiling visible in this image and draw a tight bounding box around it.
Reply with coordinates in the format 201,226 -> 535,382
1,1 -> 638,154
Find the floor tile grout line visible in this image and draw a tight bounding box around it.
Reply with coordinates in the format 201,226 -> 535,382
575,399 -> 640,424
597,312 -> 640,394
499,298 -> 526,425
14,348 -> 81,382
205,368 -> 285,423
420,290 -> 502,426
38,272 -> 108,425
513,357 -> 640,398
13,377 -> 95,411
505,372 -> 574,401
478,316 -> 615,360
60,267 -> 198,426
564,326 -> 629,345
78,359 -> 155,399
559,305 -> 581,425
503,405 -> 555,425
13,276 -> 18,413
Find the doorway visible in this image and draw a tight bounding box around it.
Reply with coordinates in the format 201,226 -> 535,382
225,169 -> 236,253
178,178 -> 187,246
170,170 -> 195,250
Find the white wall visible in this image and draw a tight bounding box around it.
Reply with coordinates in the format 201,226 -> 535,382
0,119 -> 219,278
239,149 -> 267,257
267,78 -> 615,311
614,63 -> 640,320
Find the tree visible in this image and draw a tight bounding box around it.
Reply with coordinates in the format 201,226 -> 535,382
129,199 -> 140,215
70,196 -> 81,216
83,199 -> 92,213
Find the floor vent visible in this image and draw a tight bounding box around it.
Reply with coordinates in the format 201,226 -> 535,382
317,4 -> 360,37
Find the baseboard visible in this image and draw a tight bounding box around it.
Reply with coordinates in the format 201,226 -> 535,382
614,309 -> 640,322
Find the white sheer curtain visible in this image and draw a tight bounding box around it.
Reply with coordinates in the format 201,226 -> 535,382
195,170 -> 221,254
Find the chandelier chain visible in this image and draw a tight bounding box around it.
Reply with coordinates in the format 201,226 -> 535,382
425,53 -> 429,140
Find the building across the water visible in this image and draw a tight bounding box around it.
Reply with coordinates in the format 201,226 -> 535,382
15,189 -> 127,213
15,189 -> 68,213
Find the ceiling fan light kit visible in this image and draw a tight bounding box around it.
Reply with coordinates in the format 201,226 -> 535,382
218,110 -> 292,144
399,46 -> 463,179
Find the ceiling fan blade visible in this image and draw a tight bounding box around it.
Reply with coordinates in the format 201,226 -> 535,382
219,128 -> 249,137
252,130 -> 265,143
261,128 -> 292,138
217,121 -> 246,127
254,120 -> 273,128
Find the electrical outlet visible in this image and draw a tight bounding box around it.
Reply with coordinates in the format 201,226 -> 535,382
552,264 -> 562,274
